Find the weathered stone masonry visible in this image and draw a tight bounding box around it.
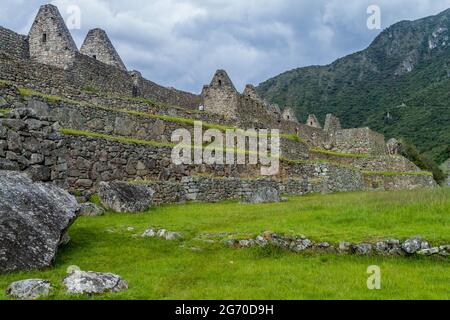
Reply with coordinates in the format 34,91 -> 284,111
0,4 -> 200,109
0,27 -> 29,60
80,28 -> 127,71
0,3 -> 438,206
28,4 -> 78,69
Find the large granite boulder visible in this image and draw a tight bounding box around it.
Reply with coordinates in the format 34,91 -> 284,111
63,269 -> 128,295
0,171 -> 79,273
242,186 -> 280,204
98,181 -> 154,213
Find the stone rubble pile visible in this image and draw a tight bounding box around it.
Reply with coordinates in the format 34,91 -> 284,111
141,227 -> 183,241
223,232 -> 449,257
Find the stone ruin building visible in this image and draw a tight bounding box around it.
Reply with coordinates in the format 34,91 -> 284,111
0,4 -> 436,206
28,4 -> 78,69
282,108 -> 298,123
80,28 -> 127,71
306,114 -> 322,129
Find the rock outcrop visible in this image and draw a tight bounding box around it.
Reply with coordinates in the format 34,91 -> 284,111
63,269 -> 128,294
6,279 -> 51,300
242,186 -> 280,204
0,170 -> 79,273
98,181 -> 154,213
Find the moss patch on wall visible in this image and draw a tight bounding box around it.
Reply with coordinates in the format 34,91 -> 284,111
362,170 -> 433,176
60,128 -> 176,148
311,148 -> 371,159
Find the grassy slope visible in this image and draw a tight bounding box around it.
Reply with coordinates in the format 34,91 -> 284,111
0,188 -> 449,300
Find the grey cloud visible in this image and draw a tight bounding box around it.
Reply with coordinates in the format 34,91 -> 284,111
1,0 -> 450,93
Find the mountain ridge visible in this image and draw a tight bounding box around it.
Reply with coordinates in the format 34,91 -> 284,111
257,8 -> 450,164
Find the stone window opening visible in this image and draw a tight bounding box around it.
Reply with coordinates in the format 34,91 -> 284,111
132,86 -> 139,98
42,33 -> 47,43
93,55 -> 97,60
218,80 -> 222,87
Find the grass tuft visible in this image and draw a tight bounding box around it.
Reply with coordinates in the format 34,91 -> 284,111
362,170 -> 433,176
311,148 -> 371,158
0,79 -> 11,86
60,128 -> 175,148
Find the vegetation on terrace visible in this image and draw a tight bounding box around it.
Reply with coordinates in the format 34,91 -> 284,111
4,81 -> 437,177
61,128 -> 432,177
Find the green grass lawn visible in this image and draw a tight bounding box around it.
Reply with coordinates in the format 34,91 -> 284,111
1,188 -> 449,300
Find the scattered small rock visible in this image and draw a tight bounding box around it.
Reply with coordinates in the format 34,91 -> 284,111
141,229 -> 156,238
6,279 -> 51,300
63,269 -> 128,295
59,232 -> 71,247
338,242 -> 352,253
165,232 -> 183,240
242,186 -> 280,204
141,228 -> 183,240
223,239 -> 237,246
352,243 -> 373,256
292,238 -> 313,252
79,202 -> 105,217
417,247 -> 440,256
402,236 -> 427,254
375,239 -> 403,255
218,232 -> 448,258
255,236 -> 268,247
317,242 -> 331,249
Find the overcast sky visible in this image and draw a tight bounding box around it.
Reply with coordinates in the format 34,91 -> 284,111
1,0 -> 450,93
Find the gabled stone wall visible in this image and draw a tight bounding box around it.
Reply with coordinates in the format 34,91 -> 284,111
202,70 -> 240,118
80,28 -> 127,71
28,4 -> 78,69
333,128 -> 387,155
0,52 -> 200,109
282,108 -> 298,123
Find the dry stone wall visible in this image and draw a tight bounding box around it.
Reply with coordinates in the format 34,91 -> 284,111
333,128 -> 387,155
0,27 -> 29,60
0,104 -> 435,205
363,173 -> 436,190
0,52 -> 200,109
0,108 -> 67,186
